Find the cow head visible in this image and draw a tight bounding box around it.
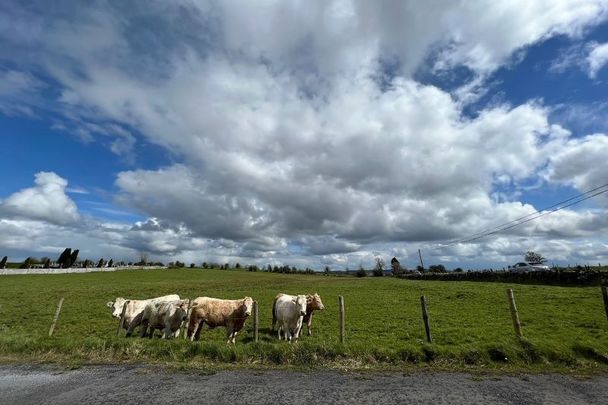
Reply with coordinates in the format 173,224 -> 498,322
294,295 -> 307,316
175,301 -> 189,322
243,297 -> 254,316
107,297 -> 127,318
307,293 -> 325,311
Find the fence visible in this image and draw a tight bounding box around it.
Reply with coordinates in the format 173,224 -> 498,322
44,287 -> 608,348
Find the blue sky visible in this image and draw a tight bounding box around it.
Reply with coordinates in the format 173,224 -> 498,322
1,1 -> 608,269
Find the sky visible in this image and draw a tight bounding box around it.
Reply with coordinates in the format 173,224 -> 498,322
1,0 -> 608,270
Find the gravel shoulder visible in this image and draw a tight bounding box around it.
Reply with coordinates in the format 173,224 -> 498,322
1,364 -> 606,404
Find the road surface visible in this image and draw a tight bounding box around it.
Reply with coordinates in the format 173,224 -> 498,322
0,364 -> 606,404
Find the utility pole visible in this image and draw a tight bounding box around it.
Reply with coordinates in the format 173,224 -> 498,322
418,249 -> 425,271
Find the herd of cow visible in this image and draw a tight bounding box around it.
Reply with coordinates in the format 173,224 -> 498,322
106,293 -> 325,344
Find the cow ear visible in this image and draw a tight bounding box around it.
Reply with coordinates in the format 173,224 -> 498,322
106,301 -> 114,308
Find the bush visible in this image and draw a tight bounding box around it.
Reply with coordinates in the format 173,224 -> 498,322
356,267 -> 367,277
429,264 -> 446,273
372,268 -> 383,277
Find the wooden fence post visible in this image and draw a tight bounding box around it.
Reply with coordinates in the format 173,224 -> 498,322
339,295 -> 345,344
48,297 -> 64,337
507,289 -> 523,338
420,295 -> 432,343
602,286 -> 608,320
181,298 -> 193,340
116,300 -> 129,337
254,300 -> 259,343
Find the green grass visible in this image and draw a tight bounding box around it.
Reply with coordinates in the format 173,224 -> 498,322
0,268 -> 607,372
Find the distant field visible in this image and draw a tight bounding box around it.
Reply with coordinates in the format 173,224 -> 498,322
0,268 -> 607,372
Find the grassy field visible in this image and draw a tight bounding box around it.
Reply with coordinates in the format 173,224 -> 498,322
1,268 -> 607,372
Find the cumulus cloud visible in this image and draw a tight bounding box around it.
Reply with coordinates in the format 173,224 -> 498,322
1,1 -> 608,267
544,133 -> 608,201
0,172 -> 80,225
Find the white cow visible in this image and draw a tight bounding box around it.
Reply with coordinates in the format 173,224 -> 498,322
106,294 -> 180,337
274,294 -> 307,342
140,300 -> 189,338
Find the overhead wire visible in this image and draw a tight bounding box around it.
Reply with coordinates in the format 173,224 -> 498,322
438,182 -> 608,247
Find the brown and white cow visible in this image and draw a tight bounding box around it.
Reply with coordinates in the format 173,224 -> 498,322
272,293 -> 325,337
140,300 -> 189,339
187,297 -> 254,344
106,294 -> 180,337
274,294 -> 307,342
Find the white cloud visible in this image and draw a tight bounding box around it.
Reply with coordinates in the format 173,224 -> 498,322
587,41 -> 608,77
0,172 -> 80,226
1,1 -> 608,268
544,133 -> 608,204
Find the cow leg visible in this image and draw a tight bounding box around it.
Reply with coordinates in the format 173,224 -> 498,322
139,319 -> 148,338
226,324 -> 234,344
128,312 -> 143,337
194,321 -> 204,341
307,314 -> 313,336
190,320 -> 203,342
125,320 -> 135,338
187,315 -> 197,340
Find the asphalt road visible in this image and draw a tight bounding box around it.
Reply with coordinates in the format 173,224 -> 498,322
0,365 -> 606,404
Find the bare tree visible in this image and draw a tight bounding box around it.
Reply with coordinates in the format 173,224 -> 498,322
373,258 -> 385,277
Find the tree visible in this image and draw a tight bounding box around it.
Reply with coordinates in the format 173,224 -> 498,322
429,264 -> 446,273
20,257 -> 33,269
373,258 -> 385,277
391,257 -> 404,276
43,258 -> 51,268
525,251 -> 547,264
108,259 -> 114,268
324,266 -> 331,275
356,266 -> 367,278
69,249 -> 79,267
57,248 -> 72,268
140,252 -> 149,266
0,256 -> 7,269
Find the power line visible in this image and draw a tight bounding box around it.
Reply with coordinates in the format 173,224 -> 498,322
444,182 -> 608,246
440,182 -> 608,247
